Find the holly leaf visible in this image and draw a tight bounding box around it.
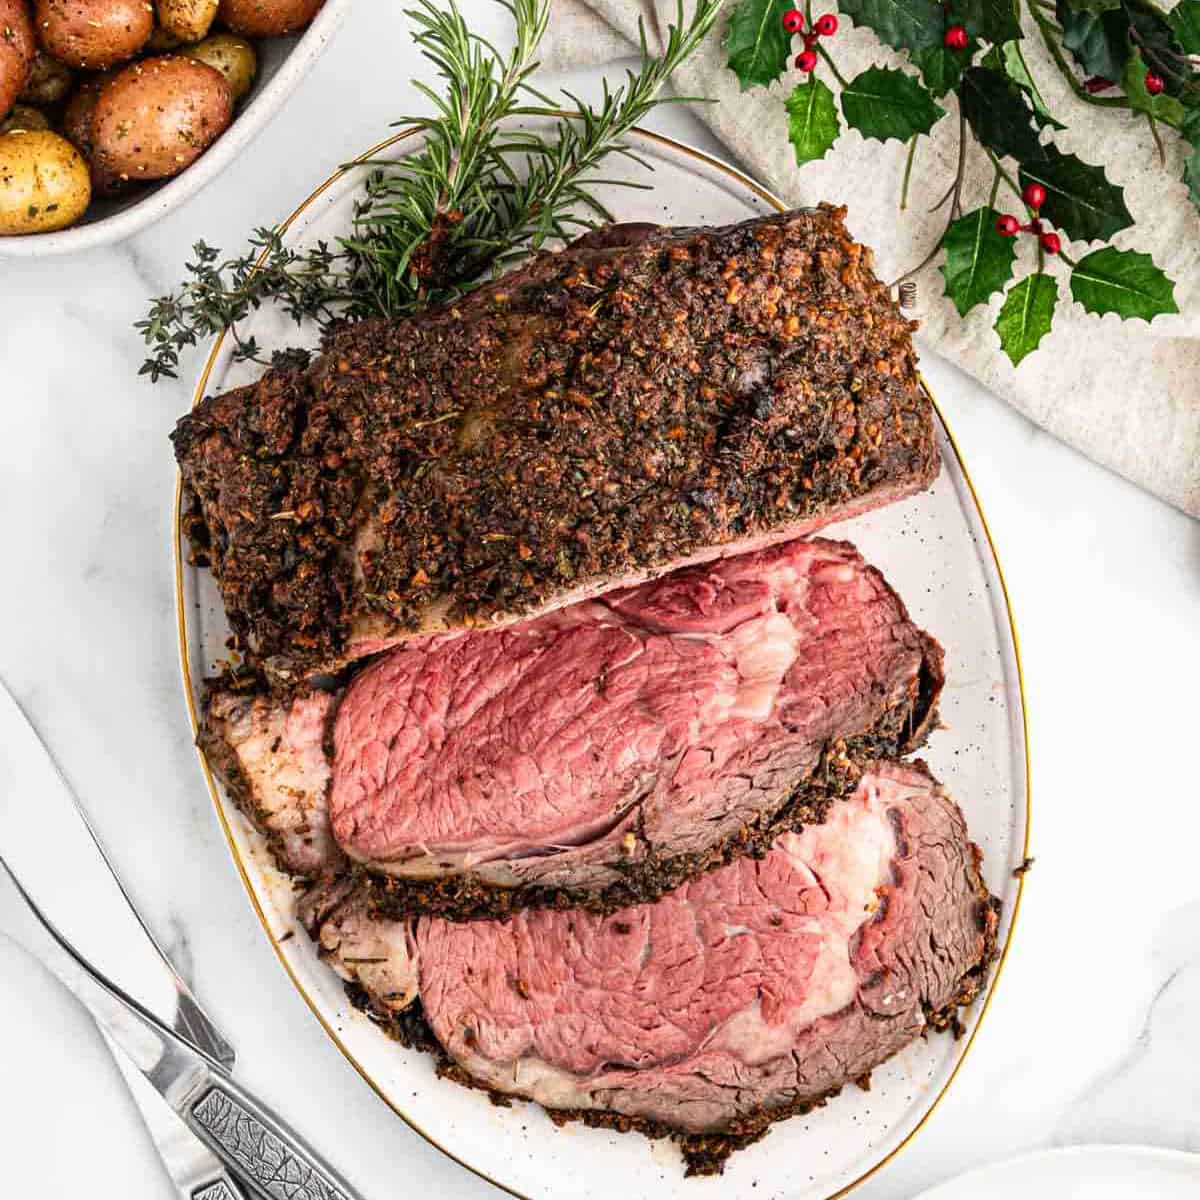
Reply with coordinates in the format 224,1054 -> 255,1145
841,67 -> 945,141
1185,149 -> 1200,210
1057,2 -> 1130,82
959,67 -> 1043,160
1070,247 -> 1179,320
995,273 -> 1057,365
1123,50 -> 1186,126
954,0 -> 1023,44
982,41 -> 1065,129
838,0 -> 945,51
912,44 -> 974,96
1018,146 -> 1133,242
1183,110 -> 1200,211
785,77 -> 841,165
1169,0 -> 1200,52
1123,1 -> 1187,93
725,0 -> 793,89
1064,0 -> 1121,12
940,207 -> 1018,316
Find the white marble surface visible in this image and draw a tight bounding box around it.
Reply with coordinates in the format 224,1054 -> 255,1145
0,4 -> 1197,1197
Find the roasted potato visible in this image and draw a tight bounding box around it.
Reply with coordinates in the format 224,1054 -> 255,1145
182,30 -> 251,98
0,0 -> 36,119
19,48 -> 71,101
60,77 -> 126,193
93,53 -> 231,180
156,0 -> 216,42
0,127 -> 90,232
217,0 -> 323,37
34,0 -> 154,69
145,20 -> 184,50
0,101 -> 48,131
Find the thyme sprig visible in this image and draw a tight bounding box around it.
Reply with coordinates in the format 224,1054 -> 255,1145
137,0 -> 722,382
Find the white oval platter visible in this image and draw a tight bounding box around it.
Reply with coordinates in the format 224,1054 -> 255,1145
177,124 -> 1030,1200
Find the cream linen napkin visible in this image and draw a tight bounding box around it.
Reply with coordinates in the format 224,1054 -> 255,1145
543,0 -> 1200,517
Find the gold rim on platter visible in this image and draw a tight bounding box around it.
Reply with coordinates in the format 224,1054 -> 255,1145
174,124 -> 1032,1200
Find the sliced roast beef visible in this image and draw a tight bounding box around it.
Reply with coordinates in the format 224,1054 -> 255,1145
174,206 -> 936,686
203,538 -> 943,912
312,762 -> 997,1173
199,688 -> 339,877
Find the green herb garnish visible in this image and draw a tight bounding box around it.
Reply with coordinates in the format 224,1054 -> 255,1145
137,0 -> 722,382
725,0 -> 1183,366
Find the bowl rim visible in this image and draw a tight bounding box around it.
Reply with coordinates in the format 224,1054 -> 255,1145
0,0 -> 352,259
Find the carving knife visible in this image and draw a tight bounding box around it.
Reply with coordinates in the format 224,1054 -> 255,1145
0,678 -> 362,1200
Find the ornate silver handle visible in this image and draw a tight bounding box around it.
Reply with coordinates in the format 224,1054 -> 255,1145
193,1183 -> 245,1200
186,1080 -> 352,1200
0,850 -> 361,1200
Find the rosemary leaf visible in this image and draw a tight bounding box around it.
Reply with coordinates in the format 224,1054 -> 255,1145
138,0 -> 723,384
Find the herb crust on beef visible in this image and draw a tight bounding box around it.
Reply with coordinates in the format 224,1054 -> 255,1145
174,206 -> 935,687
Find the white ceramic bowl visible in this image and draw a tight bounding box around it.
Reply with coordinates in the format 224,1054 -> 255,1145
0,0 -> 350,258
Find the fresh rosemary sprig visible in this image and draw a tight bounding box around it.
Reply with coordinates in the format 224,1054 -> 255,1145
137,0 -> 723,382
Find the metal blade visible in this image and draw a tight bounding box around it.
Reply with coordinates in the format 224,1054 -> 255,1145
0,855 -> 360,1200
0,677 -> 235,1069
1,855 -> 246,1196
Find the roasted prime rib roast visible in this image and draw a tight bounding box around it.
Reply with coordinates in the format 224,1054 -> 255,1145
179,207 -> 997,1167
202,538 -> 944,917
309,762 -> 997,1175
174,206 -> 936,688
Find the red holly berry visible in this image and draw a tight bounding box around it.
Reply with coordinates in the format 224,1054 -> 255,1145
1022,182 -> 1046,211
1145,70 -> 1165,95
944,23 -> 968,49
814,13 -> 839,35
1040,230 -> 1061,255
795,48 -> 818,71
995,214 -> 1019,236
782,7 -> 805,33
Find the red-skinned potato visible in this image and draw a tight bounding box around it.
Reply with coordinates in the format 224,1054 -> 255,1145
19,47 -> 71,101
60,76 -> 126,194
0,0 -> 35,120
216,0 -> 323,37
93,53 -> 231,180
35,0 -> 153,69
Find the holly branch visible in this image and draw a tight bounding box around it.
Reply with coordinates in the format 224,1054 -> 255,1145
724,0 -> 1186,364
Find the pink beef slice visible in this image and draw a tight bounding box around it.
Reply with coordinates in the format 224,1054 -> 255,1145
317,762 -> 997,1141
327,537 -> 942,907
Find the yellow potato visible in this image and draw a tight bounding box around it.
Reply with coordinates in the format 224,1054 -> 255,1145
155,0 -> 216,42
0,101 -> 48,131
182,31 -> 252,99
0,0 -> 36,119
19,48 -> 72,102
34,0 -> 154,69
93,53 -> 232,180
217,0 -> 323,37
0,127 -> 90,233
